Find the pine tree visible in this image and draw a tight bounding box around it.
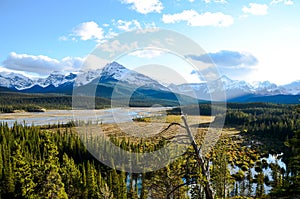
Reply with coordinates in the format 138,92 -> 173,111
86,161 -> 100,198
60,153 -> 82,198
81,163 -> 88,198
256,172 -> 265,197
119,170 -> 127,199
140,173 -> 147,199
286,130 -> 300,196
36,132 -> 68,199
1,142 -> 15,198
13,142 -> 36,198
111,168 -> 120,198
247,169 -> 253,197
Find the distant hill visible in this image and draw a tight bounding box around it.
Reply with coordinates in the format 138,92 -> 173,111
230,94 -> 300,104
0,62 -> 299,104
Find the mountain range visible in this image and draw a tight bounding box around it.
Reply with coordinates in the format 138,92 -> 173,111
0,62 -> 299,104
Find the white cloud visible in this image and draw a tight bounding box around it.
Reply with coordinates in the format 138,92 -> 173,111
115,20 -> 157,32
99,40 -> 139,54
82,55 -> 110,70
105,28 -> 118,39
60,20 -> 158,43
116,19 -> 142,31
121,0 -> 163,14
72,21 -> 104,42
203,0 -> 227,3
58,36 -> 68,41
2,52 -> 84,75
61,56 -> 84,71
188,50 -> 258,68
129,49 -> 164,58
144,22 -> 157,29
270,0 -> 293,5
60,21 -> 106,42
162,10 -> 234,27
242,3 -> 269,16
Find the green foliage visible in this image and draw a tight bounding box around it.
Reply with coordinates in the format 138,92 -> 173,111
13,142 -> 36,198
0,124 -> 114,198
0,92 -> 111,113
132,117 -> 151,122
60,153 -> 82,198
0,102 -> 299,198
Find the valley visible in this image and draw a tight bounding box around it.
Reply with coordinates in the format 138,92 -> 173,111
0,62 -> 300,198
1,62 -> 300,104
1,1 -> 299,198
0,102 -> 299,198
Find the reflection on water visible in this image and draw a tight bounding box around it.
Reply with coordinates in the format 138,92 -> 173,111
0,107 -> 170,128
229,153 -> 286,196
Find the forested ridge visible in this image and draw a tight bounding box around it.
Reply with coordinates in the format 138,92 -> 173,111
0,103 -> 299,198
0,92 -> 111,113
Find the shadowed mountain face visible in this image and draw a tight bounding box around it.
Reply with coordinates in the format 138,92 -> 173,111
0,62 -> 300,104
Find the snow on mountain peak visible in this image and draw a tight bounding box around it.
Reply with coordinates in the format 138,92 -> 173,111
0,72 -> 34,89
251,81 -> 276,89
74,69 -> 102,86
219,75 -> 233,83
1,62 -> 299,96
36,72 -> 77,88
281,81 -> 300,95
98,62 -> 168,90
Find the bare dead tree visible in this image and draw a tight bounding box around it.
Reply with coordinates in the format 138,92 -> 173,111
181,115 -> 214,199
162,115 -> 215,199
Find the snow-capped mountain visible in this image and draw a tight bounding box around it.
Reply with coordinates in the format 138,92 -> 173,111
168,76 -> 253,100
0,62 -> 168,91
250,81 -> 282,95
74,69 -> 101,86
0,62 -> 300,101
36,71 -> 77,88
168,75 -> 300,100
280,81 -> 300,95
98,62 -> 167,90
0,72 -> 34,90
99,61 -> 129,82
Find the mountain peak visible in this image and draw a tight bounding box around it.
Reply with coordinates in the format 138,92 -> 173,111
1,65 -> 300,97
100,62 -> 129,81
220,75 -> 231,80
0,72 -> 34,89
1,72 -> 29,79
218,75 -> 234,85
103,61 -> 127,71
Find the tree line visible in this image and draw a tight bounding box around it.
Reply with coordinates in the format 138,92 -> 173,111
0,102 -> 299,198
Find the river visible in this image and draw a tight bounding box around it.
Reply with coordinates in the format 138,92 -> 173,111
0,107 -> 170,127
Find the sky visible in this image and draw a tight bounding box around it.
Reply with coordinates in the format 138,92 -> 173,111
0,0 -> 299,85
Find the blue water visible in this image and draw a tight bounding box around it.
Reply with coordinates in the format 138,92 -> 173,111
0,107 -> 169,128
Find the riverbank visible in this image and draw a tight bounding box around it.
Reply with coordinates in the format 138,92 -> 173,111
0,107 -> 174,127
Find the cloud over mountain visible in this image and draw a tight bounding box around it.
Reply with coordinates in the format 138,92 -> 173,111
188,50 -> 258,68
2,52 -> 84,76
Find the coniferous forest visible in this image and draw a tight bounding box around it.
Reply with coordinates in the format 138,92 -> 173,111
0,103 -> 299,198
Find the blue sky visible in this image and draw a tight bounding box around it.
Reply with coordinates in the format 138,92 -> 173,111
0,0 -> 299,85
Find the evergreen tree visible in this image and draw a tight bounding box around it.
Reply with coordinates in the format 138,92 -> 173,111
1,142 -> 15,198
36,132 -> 68,199
86,161 -> 100,198
13,142 -> 36,198
60,153 -> 82,198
